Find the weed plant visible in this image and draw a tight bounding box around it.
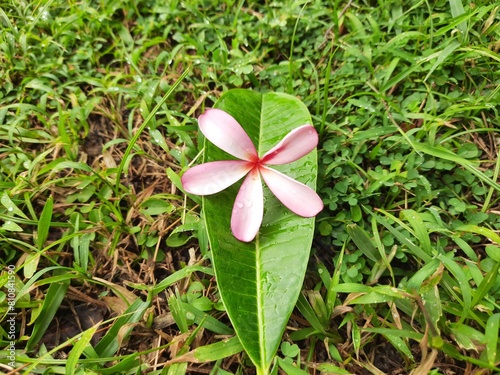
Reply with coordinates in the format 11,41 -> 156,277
1,0 -> 499,374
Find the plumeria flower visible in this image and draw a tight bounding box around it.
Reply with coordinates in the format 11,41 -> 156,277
182,108 -> 323,242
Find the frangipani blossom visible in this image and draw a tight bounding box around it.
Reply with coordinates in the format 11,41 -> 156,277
182,108 -> 323,242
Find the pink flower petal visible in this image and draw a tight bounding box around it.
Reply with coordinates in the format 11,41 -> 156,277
259,166 -> 323,217
231,168 -> 264,242
182,160 -> 253,195
260,124 -> 318,165
198,108 -> 258,162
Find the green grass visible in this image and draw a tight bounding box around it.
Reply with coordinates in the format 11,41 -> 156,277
1,0 -> 500,374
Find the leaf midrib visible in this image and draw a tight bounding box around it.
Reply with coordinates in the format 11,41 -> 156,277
255,96 -> 267,372
255,234 -> 266,373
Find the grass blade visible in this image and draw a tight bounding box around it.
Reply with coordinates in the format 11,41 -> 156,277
167,336 -> 243,364
66,324 -> 99,375
370,209 -> 432,263
37,195 -> 53,250
448,0 -> 467,37
346,223 -> 380,262
26,278 -> 70,351
402,210 -> 432,255
472,262 -> 500,308
485,313 -> 500,365
414,143 -> 500,192
425,42 -> 462,83
94,297 -> 151,357
437,253 -> 472,323
277,357 -> 309,375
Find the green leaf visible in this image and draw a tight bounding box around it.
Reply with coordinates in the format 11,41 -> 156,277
1,192 -> 29,219
316,363 -> 354,375
166,362 -> 188,375
169,292 -> 189,333
449,323 -> 484,351
277,357 -> 309,375
472,261 -> 500,308
402,210 -> 433,255
97,354 -> 140,375
437,252 -> 472,323
296,293 -> 327,336
406,259 -> 441,292
94,297 -> 150,357
149,128 -> 170,153
448,0 -> 467,37
370,209 -> 432,263
280,342 -> 300,358
485,313 -> 500,365
486,246 -> 500,262
171,336 -> 243,364
166,222 -> 198,247
422,285 -> 443,347
423,40 -> 461,82
455,224 -> 500,246
66,324 -> 99,375
148,265 -> 214,295
414,143 -> 500,192
1,219 -> 23,232
26,278 -> 70,352
346,223 -> 380,262
181,302 -> 233,335
23,252 -> 40,279
203,89 -> 318,374
37,195 -> 53,250
140,197 -> 175,216
167,167 -> 187,194
384,333 -> 414,359
39,160 -> 94,175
